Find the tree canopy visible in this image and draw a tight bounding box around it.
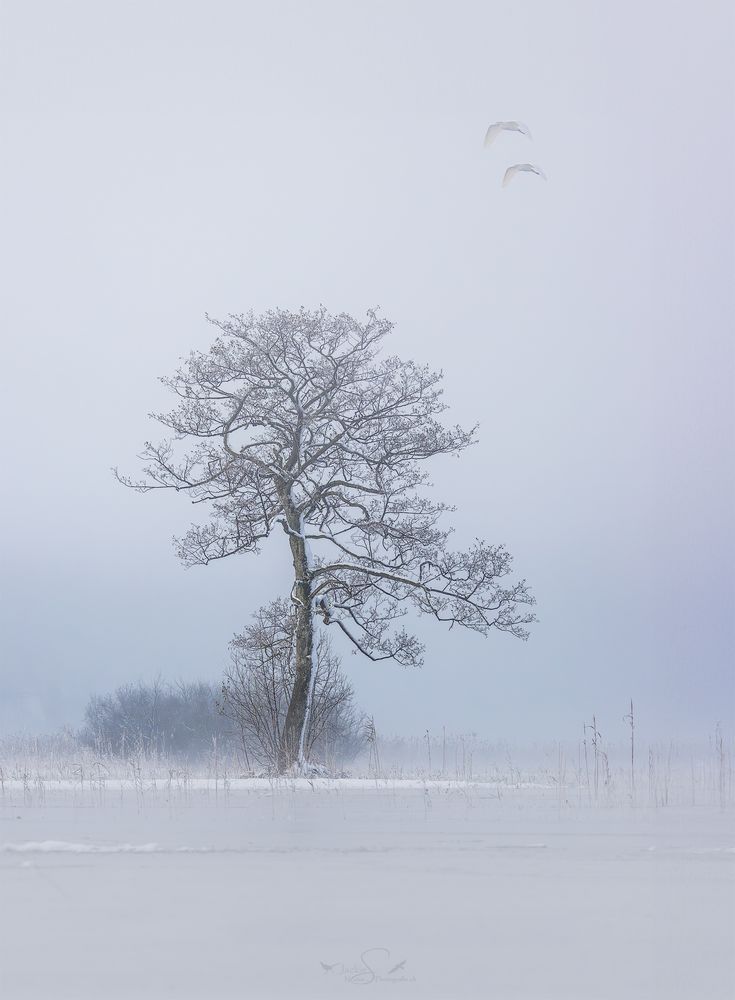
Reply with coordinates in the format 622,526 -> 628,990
120,307 -> 535,768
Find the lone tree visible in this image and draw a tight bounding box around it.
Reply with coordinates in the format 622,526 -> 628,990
119,307 -> 535,772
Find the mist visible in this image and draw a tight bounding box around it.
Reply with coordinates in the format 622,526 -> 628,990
1,5 -> 734,1000
1,0 -> 732,745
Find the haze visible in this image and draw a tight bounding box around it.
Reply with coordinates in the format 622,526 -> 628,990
1,0 -> 732,742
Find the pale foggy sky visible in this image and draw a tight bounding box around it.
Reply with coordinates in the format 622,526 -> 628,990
1,1 -> 733,741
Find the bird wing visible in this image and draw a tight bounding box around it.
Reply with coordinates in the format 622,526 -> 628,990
502,164 -> 521,186
510,121 -> 532,138
485,121 -> 532,147
520,163 -> 547,179
484,123 -> 503,146
503,163 -> 547,186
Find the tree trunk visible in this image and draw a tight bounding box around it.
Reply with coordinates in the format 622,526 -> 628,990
279,501 -> 314,772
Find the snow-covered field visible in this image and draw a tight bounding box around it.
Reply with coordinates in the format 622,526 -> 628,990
1,772 -> 733,999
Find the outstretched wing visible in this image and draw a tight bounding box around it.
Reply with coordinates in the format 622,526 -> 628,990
503,163 -> 547,186
485,121 -> 532,146
506,120 -> 532,138
484,123 -> 503,146
502,164 -> 521,186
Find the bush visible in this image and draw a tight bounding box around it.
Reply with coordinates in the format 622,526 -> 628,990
80,679 -> 232,758
221,598 -> 366,772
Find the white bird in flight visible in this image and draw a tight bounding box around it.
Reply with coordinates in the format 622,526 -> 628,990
502,163 -> 547,187
484,121 -> 531,146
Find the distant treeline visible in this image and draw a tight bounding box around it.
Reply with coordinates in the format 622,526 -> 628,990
80,680 -> 232,758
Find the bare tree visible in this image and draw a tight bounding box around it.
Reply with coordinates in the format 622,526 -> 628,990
119,307 -> 535,771
221,598 -> 364,773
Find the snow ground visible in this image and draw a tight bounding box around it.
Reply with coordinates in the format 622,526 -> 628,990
0,781 -> 733,999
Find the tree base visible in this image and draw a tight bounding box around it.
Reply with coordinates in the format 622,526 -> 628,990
283,760 -> 332,778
